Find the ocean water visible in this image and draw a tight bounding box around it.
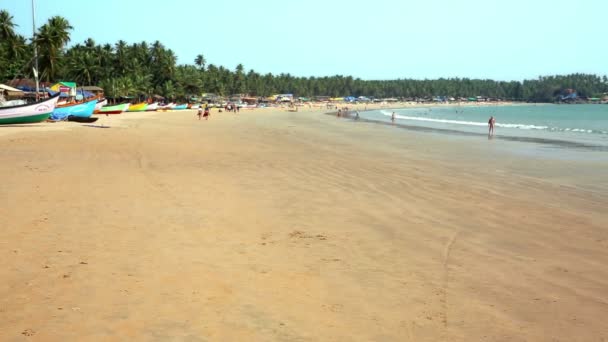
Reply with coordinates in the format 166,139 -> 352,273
360,104 -> 608,151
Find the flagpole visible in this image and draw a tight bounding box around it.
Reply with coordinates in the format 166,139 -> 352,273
31,0 -> 40,100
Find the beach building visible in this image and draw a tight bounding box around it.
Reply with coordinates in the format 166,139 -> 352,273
273,94 -> 294,102
0,84 -> 24,100
81,86 -> 104,97
0,84 -> 26,106
7,78 -> 51,99
50,82 -> 77,97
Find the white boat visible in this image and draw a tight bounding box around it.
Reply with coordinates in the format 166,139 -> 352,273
0,99 -> 27,107
146,102 -> 159,111
157,103 -> 175,110
0,94 -> 60,124
94,98 -> 108,111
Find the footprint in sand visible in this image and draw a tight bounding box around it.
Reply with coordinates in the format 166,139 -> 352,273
289,230 -> 328,241
21,329 -> 35,336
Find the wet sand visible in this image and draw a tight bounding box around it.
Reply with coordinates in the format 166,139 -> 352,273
1,108 -> 607,341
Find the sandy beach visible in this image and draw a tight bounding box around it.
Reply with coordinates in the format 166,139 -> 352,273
1,106 -> 607,341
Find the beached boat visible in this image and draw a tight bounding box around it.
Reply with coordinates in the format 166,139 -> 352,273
96,103 -> 130,115
173,104 -> 188,110
146,102 -> 159,111
50,97 -> 98,120
67,115 -> 98,123
0,99 -> 27,107
127,102 -> 148,112
94,99 -> 108,112
157,103 -> 175,111
0,94 -> 60,124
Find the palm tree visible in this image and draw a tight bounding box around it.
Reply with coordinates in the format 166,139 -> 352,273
114,40 -> 128,75
194,54 -> 206,71
160,80 -> 176,100
0,10 -> 28,66
66,49 -> 99,85
98,43 -> 114,80
35,16 -> 73,81
5,34 -> 28,60
0,10 -> 17,41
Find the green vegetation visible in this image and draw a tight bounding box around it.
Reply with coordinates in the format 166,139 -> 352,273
1,10 -> 607,101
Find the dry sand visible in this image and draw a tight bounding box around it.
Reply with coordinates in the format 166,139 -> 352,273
1,107 -> 607,341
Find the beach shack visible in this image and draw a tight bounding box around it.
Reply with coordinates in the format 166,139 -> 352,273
0,84 -> 24,100
0,84 -> 26,106
50,82 -> 77,97
81,86 -> 104,98
275,94 -> 294,103
7,78 -> 51,99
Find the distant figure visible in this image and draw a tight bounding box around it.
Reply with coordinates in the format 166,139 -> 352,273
197,106 -> 203,120
391,112 -> 396,122
203,107 -> 210,120
355,111 -> 360,120
488,116 -> 496,135
337,109 -> 342,117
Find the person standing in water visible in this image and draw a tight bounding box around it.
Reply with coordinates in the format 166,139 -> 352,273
488,116 -> 496,135
391,112 -> 396,122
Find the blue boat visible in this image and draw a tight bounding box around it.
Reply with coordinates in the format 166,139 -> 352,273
173,104 -> 188,110
50,98 -> 98,121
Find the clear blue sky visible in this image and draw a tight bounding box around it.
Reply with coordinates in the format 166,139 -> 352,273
3,0 -> 607,81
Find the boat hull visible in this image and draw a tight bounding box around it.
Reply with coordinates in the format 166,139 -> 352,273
146,103 -> 159,111
96,103 -> 129,115
0,95 -> 60,125
67,115 -> 99,123
127,102 -> 148,112
94,99 -> 108,111
51,98 -> 98,120
157,103 -> 175,111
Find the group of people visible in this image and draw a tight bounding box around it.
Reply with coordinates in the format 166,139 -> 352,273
224,103 -> 240,113
360,110 -> 498,137
336,106 -> 351,117
196,103 -> 497,136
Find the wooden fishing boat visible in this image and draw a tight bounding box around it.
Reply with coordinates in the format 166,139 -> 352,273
157,103 -> 175,111
127,102 -> 148,112
95,103 -> 130,115
173,104 -> 188,110
50,97 -> 98,120
146,102 -> 159,111
0,94 -> 60,125
94,99 -> 108,112
67,115 -> 98,123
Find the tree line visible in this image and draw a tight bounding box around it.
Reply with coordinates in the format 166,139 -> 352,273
1,10 -> 607,102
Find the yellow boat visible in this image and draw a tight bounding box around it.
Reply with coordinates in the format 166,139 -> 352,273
127,102 -> 148,112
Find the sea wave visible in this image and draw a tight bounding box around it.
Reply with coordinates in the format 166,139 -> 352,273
380,111 -> 607,135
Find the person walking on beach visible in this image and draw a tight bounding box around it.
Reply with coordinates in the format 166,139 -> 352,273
197,106 -> 203,120
203,106 -> 210,120
391,112 -> 396,123
488,116 -> 496,135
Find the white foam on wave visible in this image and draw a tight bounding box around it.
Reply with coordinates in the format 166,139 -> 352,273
379,110 -> 608,135
380,111 -> 548,130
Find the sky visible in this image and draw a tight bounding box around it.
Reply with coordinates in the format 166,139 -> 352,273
2,0 -> 607,81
